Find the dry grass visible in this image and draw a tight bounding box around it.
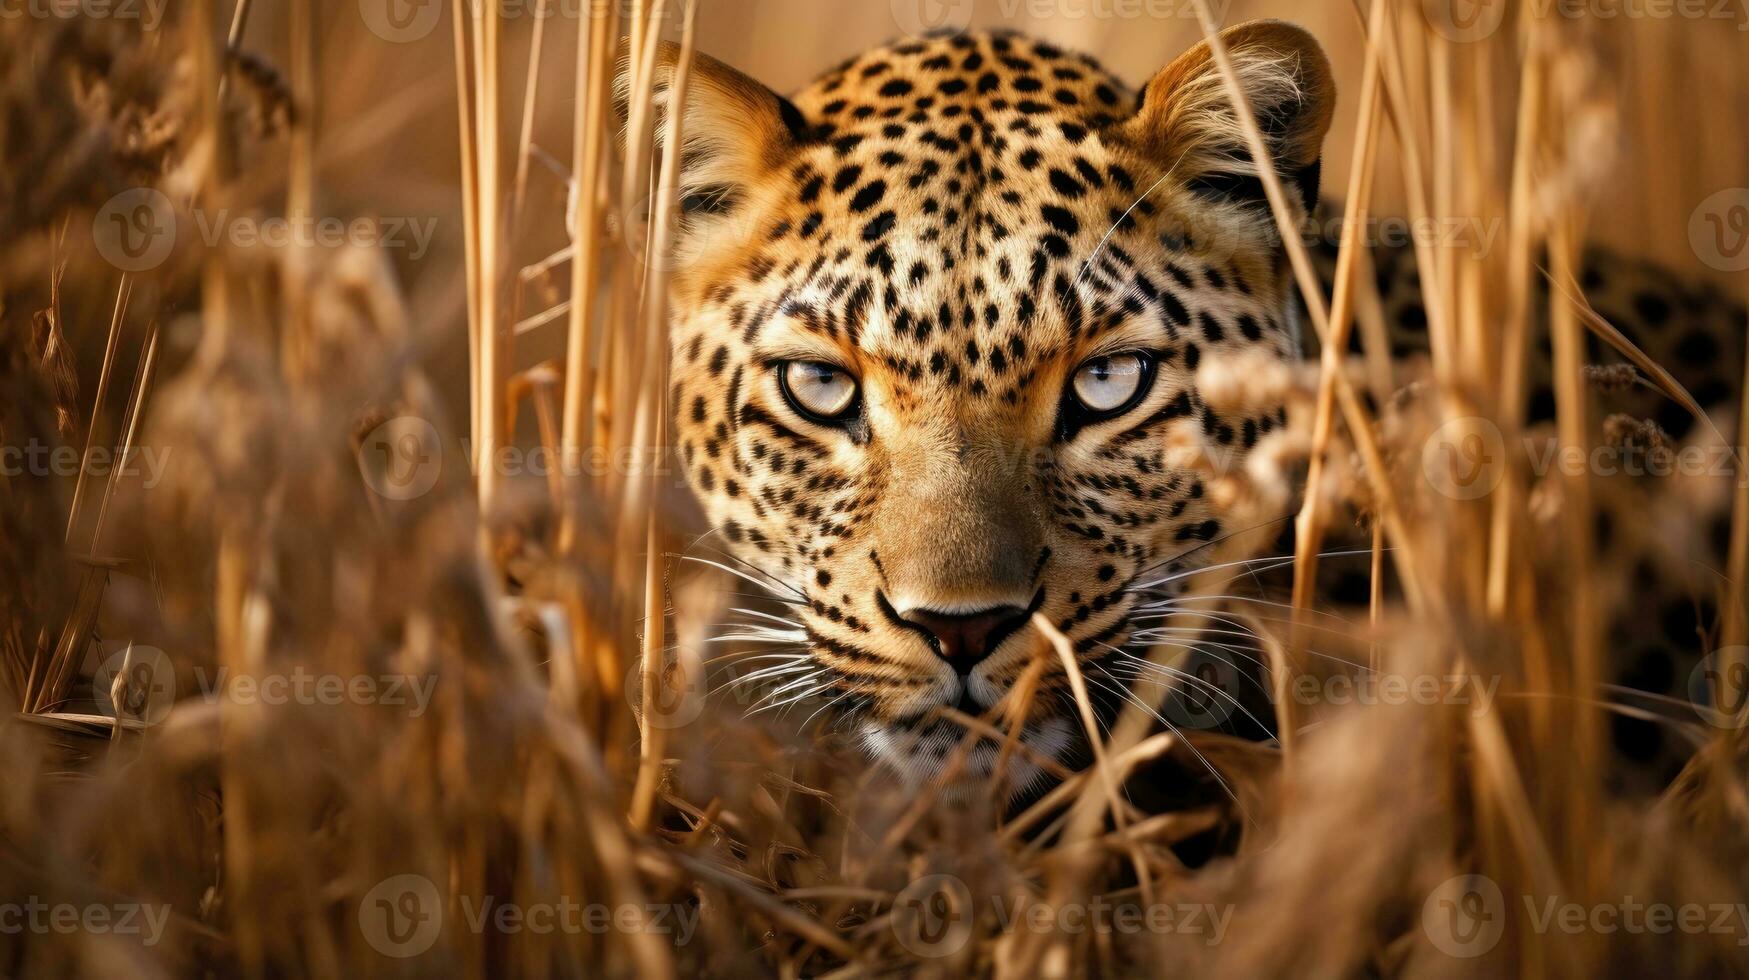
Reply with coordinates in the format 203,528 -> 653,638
3,1 -> 1748,977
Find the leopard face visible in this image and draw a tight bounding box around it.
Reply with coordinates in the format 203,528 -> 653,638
638,22 -> 1334,791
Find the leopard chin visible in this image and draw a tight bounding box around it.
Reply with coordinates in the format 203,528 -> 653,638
857,713 -> 1079,803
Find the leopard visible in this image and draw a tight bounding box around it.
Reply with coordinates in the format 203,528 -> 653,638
628,20 -> 1747,801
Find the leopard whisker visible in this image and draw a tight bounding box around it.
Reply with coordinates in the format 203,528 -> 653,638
1078,669 -> 1247,814
727,606 -> 809,629
1105,667 -> 1274,740
1128,548 -> 1375,593
672,555 -> 804,604
743,669 -> 831,715
702,632 -> 810,645
1130,511 -> 1300,581
717,659 -> 814,690
702,648 -> 809,668
1122,606 -> 1269,637
681,527 -> 807,589
798,686 -> 862,733
749,676 -> 836,720
1126,621 -> 1366,671
1126,623 -> 1265,646
1073,166 -> 1177,289
1122,638 -> 1274,676
1132,592 -> 1354,624
1109,652 -> 1275,727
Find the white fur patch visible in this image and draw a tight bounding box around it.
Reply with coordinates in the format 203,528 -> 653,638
859,714 -> 1076,803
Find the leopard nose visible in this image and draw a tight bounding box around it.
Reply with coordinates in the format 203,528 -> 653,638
897,604 -> 1033,674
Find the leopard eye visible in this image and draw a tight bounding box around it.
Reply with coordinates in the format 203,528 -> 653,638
778,361 -> 860,422
1070,352 -> 1152,417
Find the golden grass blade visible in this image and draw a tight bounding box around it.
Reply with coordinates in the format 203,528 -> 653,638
559,4 -> 615,548
1288,0 -> 1385,754
508,0 -> 549,235
475,0 -> 504,509
453,0 -> 482,464
64,274 -> 130,544
629,0 -> 695,832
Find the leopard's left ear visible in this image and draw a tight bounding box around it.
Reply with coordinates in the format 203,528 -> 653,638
615,40 -> 811,217
1119,20 -> 1335,214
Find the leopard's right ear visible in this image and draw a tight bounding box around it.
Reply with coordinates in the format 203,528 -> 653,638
615,40 -> 812,217
1118,21 -> 1334,217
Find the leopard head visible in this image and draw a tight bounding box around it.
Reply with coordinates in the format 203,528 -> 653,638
631,21 -> 1333,792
